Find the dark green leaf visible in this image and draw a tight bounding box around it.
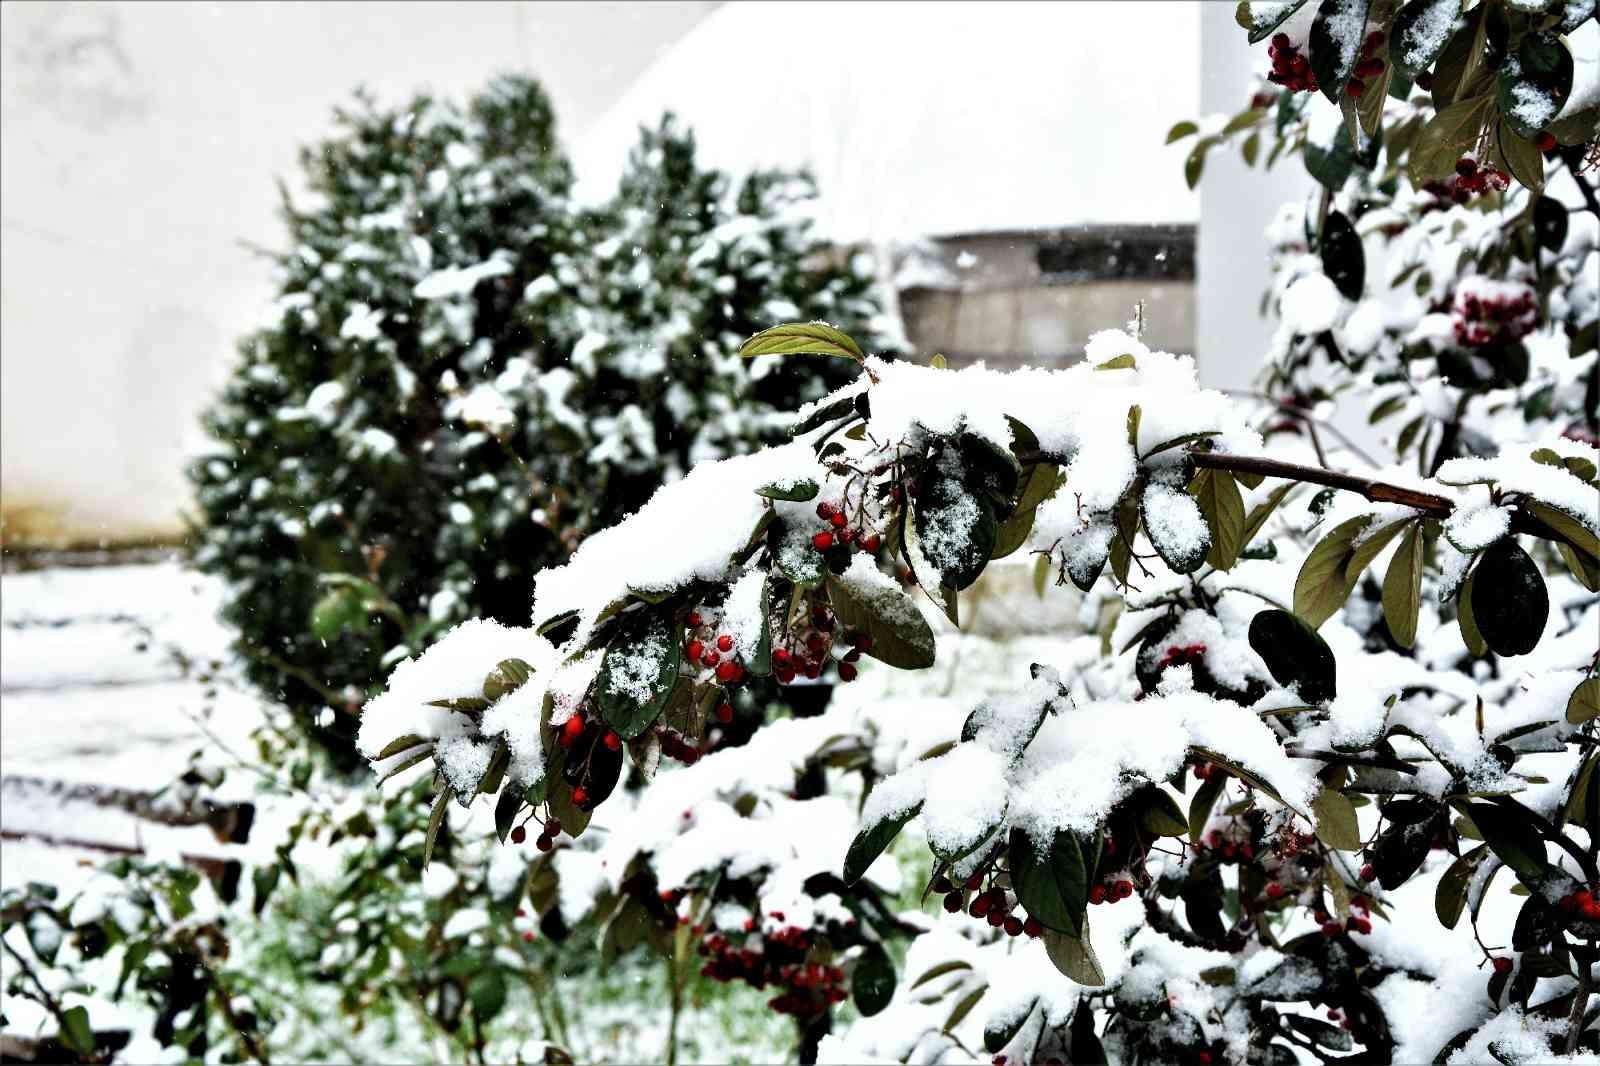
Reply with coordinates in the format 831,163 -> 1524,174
1497,33 -> 1573,139
853,940 -> 897,1017
1381,520 -> 1424,648
1166,120 -> 1200,143
844,802 -> 922,885
1568,679 -> 1600,726
1009,827 -> 1088,935
1310,0 -> 1372,103
1249,609 -> 1338,703
1391,0 -> 1462,78
1041,926 -> 1105,986
596,611 -> 682,739
1408,94 -> 1494,185
495,785 -> 524,844
1312,788 -> 1361,851
1294,514 -> 1371,626
422,786 -> 450,868
757,478 -> 819,502
59,1006 -> 95,1056
1189,767 -> 1228,845
1320,210 -> 1365,300
1470,539 -> 1548,656
1467,802 -> 1549,882
1534,196 -> 1569,253
1190,468 -> 1247,571
1436,844 -> 1489,929
985,997 -> 1037,1053
827,571 -> 936,670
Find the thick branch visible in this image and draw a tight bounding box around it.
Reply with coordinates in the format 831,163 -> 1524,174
1191,452 -> 1455,515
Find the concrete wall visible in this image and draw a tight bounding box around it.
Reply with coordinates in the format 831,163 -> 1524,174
0,0 -> 715,547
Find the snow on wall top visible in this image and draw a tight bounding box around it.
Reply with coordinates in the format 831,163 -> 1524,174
571,1 -> 1201,242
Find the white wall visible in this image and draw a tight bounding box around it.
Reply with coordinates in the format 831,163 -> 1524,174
0,0 -> 715,546
1196,2 -> 1313,391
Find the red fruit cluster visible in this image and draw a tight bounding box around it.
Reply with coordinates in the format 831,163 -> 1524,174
770,608 -> 870,684
685,620 -> 748,686
1315,896 -> 1373,938
557,712 -> 587,749
658,727 -> 706,766
1558,887 -> 1600,919
697,925 -> 847,1018
1343,30 -> 1386,98
1159,642 -> 1208,672
1451,282 -> 1538,348
1422,156 -> 1510,206
1266,33 -> 1318,93
811,500 -> 882,555
1088,879 -> 1136,905
936,878 -> 1044,938
1201,828 -> 1256,864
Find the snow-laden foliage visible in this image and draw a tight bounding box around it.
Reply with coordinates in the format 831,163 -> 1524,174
186,77 -> 883,768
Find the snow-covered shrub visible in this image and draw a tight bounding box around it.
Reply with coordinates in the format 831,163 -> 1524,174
187,79 -> 882,768
354,10 -> 1598,1053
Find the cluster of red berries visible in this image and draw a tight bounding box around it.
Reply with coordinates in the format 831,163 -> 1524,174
555,712 -> 624,809
658,727 -> 707,766
770,607 -> 869,684
1088,878 -> 1137,906
684,613 -> 748,685
810,500 -> 882,554
1558,887 -> 1600,920
935,874 -> 1045,937
695,918 -> 847,1018
1266,33 -> 1318,93
1315,894 -> 1374,938
1343,31 -> 1387,97
515,906 -> 538,943
1422,156 -> 1511,205
557,712 -> 619,753
1159,642 -> 1209,673
510,815 -> 563,853
1451,280 -> 1538,348
1199,827 -> 1257,864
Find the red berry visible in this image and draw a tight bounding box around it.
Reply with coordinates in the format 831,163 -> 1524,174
1535,131 -> 1557,151
1265,883 -> 1285,900
716,634 -> 734,652
1198,1054 -> 1213,1066
1415,70 -> 1434,89
1359,864 -> 1375,882
603,731 -> 621,751
716,702 -> 734,724
1345,78 -> 1366,97
687,611 -> 703,628
1493,956 -> 1513,975
1023,917 -> 1042,938
715,661 -> 739,683
943,892 -> 963,913
1118,879 -> 1135,900
1456,156 -> 1477,176
1272,32 -> 1290,48
545,817 -> 561,835
986,909 -> 1005,927
772,648 -> 791,666
536,834 -> 553,852
971,895 -> 992,917
523,930 -> 535,943
1004,916 -> 1023,936
816,501 -> 837,520
862,533 -> 881,551
812,531 -> 834,551
1322,922 -> 1342,938
966,873 -> 984,891
837,662 -> 858,682
685,639 -> 704,662
511,825 -> 527,844
1088,885 -> 1106,905
572,786 -> 589,807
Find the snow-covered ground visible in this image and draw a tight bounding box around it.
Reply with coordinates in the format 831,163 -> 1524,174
0,559 -> 271,892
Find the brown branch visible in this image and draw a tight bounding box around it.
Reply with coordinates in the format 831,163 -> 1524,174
1190,452 -> 1455,515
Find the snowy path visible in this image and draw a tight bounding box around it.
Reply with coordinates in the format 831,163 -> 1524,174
1,559 -> 270,891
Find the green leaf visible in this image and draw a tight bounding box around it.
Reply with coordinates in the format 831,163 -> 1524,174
1526,501 -> 1600,561
1312,788 -> 1361,851
1190,468 -> 1246,571
596,612 -> 682,740
1391,0 -> 1462,78
1320,210 -> 1365,300
494,785 -> 524,844
826,571 -> 936,670
1189,767 -> 1228,845
1470,539 -> 1549,657
375,733 -> 429,761
1457,563 -> 1488,658
1166,120 -> 1200,143
739,321 -> 864,362
469,969 -> 508,1024
1142,485 -> 1211,575
1310,0 -> 1372,103
912,960 -> 973,988
912,478 -> 998,592
853,940 -> 897,1017
1041,926 -> 1105,986
757,478 -> 819,502
1242,0 -> 1311,43
310,588 -> 366,641
1009,827 -> 1089,935
1568,679 -> 1600,726
1467,801 -> 1549,882
1137,787 -> 1190,838
59,1006 -> 96,1056
1497,32 -> 1573,139
1534,196 -> 1570,253
422,786 -> 450,869
483,658 -> 532,702
1497,118 -> 1547,193
844,802 -> 922,885
985,997 -> 1038,1053
1248,609 -> 1337,704
1436,844 -> 1490,929
944,985 -> 988,1034
790,395 -> 859,437
1381,521 -> 1424,649
1293,515 -> 1372,626
1408,94 -> 1494,185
